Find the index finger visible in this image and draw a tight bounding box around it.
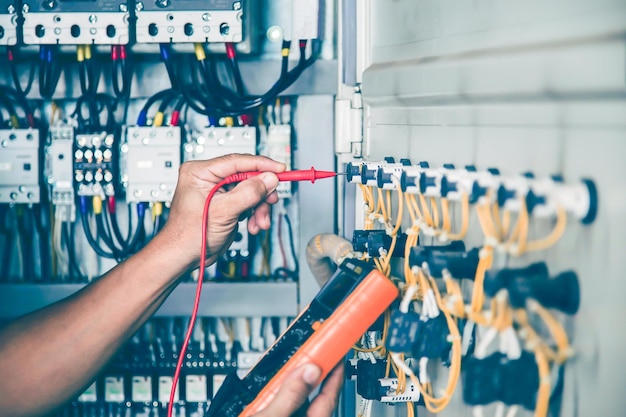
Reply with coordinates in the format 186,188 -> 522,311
190,153 -> 286,183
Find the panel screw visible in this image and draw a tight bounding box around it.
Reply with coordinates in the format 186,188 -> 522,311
202,13 -> 211,21
22,4 -> 29,13
89,14 -> 97,23
233,1 -> 241,10
119,4 -> 128,12
135,1 -> 144,12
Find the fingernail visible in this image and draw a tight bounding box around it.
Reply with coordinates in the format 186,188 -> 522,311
260,173 -> 279,192
302,364 -> 321,385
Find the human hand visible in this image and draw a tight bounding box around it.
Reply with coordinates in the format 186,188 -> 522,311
252,363 -> 344,417
158,153 -> 286,269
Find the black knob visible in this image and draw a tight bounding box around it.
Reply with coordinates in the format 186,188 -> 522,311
220,23 -> 230,36
419,173 -> 437,193
35,24 -> 45,38
184,23 -> 194,36
400,170 -> 417,192
148,23 -> 158,37
345,162 -> 361,182
106,24 -> 116,38
70,24 -> 80,38
376,167 -> 392,188
497,185 -> 516,207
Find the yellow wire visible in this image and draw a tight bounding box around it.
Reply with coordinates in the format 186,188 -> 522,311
524,206 -> 568,253
530,301 -> 571,363
430,197 -> 440,230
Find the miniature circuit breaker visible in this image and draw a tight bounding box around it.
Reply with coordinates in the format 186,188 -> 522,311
122,126 -> 181,203
74,132 -> 117,197
184,125 -> 256,162
134,0 -> 243,44
266,124 -> 292,198
0,129 -> 40,203
0,0 -> 18,45
45,126 -> 75,221
21,0 -> 130,45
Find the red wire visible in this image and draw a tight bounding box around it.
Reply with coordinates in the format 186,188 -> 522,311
167,178 -> 229,417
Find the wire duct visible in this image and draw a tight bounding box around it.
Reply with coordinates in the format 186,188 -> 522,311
305,233 -> 354,287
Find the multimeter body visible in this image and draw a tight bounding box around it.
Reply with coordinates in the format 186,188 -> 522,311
207,258 -> 399,417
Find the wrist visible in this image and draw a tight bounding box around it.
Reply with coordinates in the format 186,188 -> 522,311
145,227 -> 198,277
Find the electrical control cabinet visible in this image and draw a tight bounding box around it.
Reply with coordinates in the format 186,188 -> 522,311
0,0 -> 17,45
21,0 -> 130,45
134,0 -> 243,44
122,126 -> 181,203
0,129 -> 40,203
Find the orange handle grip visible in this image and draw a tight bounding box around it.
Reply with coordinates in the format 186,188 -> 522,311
240,270 -> 398,417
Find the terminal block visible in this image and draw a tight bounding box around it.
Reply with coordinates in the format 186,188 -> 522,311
74,132 -> 117,197
21,0 -> 130,45
0,129 -> 40,203
0,0 -> 18,45
135,0 -> 243,44
45,126 -> 75,220
122,126 -> 181,203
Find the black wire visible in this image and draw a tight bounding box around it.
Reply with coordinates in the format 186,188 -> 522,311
9,53 -> 36,97
62,221 -> 83,282
107,202 -> 132,250
177,41 -> 319,116
16,207 -> 36,281
126,210 -> 146,254
80,211 -> 116,259
33,204 -> 52,281
272,213 -> 299,281
112,57 -> 133,99
96,213 -> 123,261
0,206 -> 15,279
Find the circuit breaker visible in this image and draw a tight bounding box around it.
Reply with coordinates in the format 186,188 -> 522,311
45,126 -> 75,221
134,0 -> 243,44
0,0 -> 17,45
0,129 -> 40,203
184,126 -> 256,162
21,0 -> 130,45
122,126 -> 181,203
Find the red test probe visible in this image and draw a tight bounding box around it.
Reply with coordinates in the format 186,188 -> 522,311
167,167 -> 338,417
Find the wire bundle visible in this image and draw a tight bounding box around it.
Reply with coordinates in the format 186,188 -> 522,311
163,39 -> 320,117
352,167 -> 574,417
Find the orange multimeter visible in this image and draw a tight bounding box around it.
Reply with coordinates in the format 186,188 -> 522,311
206,259 -> 399,417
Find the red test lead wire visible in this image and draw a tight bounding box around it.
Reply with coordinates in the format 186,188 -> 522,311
167,167 -> 337,417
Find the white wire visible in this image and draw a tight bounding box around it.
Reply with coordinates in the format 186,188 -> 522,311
504,405 -> 519,417
472,406 -> 484,417
475,327 -> 498,359
400,284 -> 418,313
494,402 -> 505,417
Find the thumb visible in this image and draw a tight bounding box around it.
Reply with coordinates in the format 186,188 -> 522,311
220,173 -> 279,215
253,364 -> 321,417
